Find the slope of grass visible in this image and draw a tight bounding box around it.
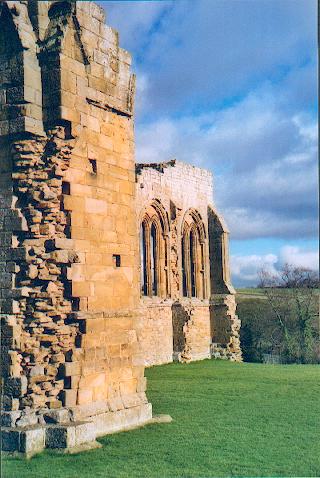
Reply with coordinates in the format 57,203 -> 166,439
236,288 -> 266,299
3,360 -> 320,478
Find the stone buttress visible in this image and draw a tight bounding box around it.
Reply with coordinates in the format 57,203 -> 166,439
0,1 -> 151,456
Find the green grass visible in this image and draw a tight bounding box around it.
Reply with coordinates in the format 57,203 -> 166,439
3,360 -> 320,477
236,288 -> 264,295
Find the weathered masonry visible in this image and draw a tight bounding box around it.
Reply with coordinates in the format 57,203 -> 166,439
0,0 -> 241,457
136,161 -> 241,366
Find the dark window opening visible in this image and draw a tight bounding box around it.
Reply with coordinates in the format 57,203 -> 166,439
89,159 -> 97,174
141,223 -> 147,295
113,254 -> 121,267
62,181 -> 71,195
71,297 -> 80,311
182,237 -> 187,297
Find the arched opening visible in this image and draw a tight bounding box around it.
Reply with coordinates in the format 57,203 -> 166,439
182,236 -> 187,297
140,201 -> 169,298
181,210 -> 207,299
140,222 -> 147,296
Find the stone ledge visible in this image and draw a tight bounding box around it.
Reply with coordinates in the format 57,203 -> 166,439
1,425 -> 46,458
1,421 -> 96,458
46,421 -> 96,449
93,403 -> 153,437
1,404 -> 157,457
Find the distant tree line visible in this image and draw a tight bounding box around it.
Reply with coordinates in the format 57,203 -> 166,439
238,264 -> 320,364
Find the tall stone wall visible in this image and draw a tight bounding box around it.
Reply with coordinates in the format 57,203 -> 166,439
136,161 -> 242,365
0,1 -> 151,457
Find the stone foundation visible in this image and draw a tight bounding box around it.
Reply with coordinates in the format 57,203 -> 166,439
2,403 -> 152,457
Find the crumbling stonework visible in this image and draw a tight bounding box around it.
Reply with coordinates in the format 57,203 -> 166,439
1,0 -> 150,456
136,161 -> 242,365
0,0 -> 241,458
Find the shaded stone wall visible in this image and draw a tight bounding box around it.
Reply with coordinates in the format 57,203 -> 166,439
0,1 -> 151,456
136,161 -> 242,365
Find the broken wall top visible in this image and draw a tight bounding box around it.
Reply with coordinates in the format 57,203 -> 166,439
136,159 -> 214,219
0,0 -> 135,139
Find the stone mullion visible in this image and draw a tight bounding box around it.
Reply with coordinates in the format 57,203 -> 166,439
159,231 -> 168,298
155,223 -> 162,297
200,241 -> 207,299
164,234 -> 170,298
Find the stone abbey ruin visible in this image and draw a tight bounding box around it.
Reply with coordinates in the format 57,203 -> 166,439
0,0 -> 241,456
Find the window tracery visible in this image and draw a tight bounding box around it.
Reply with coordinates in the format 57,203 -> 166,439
181,210 -> 207,299
140,200 -> 170,297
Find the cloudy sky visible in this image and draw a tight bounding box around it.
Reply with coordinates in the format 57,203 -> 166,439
100,0 -> 318,286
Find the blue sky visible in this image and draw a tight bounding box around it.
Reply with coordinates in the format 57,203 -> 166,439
100,0 -> 318,286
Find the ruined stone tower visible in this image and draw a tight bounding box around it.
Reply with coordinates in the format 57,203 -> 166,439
0,0 -> 151,455
0,0 -> 241,457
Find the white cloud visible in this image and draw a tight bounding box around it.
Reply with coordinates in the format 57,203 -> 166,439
231,253 -> 278,284
102,0 -> 317,117
231,246 -> 318,286
100,0 -> 318,254
280,246 -> 319,270
136,74 -> 318,241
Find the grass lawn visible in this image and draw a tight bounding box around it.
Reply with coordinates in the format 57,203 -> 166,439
2,360 -> 320,478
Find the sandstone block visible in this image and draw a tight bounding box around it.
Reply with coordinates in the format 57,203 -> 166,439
1,428 -> 20,452
16,412 -> 38,427
46,424 -> 75,449
43,409 -> 70,424
77,389 -> 93,405
60,389 -> 77,407
74,421 -> 96,446
60,362 -> 81,377
20,427 -> 46,456
1,411 -> 21,427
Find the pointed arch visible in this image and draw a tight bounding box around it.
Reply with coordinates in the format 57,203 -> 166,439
181,209 -> 207,299
140,199 -> 170,298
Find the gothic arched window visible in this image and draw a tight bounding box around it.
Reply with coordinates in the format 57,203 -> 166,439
140,222 -> 147,295
140,201 -> 170,297
181,210 -> 207,299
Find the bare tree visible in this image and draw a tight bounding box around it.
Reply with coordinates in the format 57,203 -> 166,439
257,264 -> 319,363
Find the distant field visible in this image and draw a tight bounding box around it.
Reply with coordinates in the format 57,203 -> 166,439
236,288 -> 267,299
236,287 -> 320,301
3,360 -> 320,478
